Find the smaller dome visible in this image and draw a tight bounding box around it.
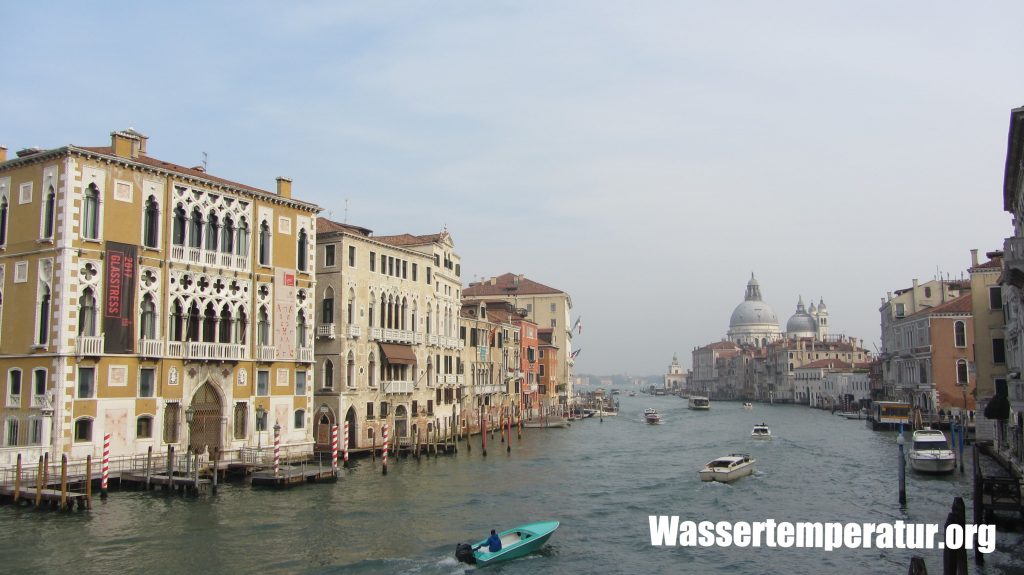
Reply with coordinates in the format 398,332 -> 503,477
786,297 -> 817,334
817,298 -> 828,313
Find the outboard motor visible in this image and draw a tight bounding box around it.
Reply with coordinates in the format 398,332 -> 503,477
455,542 -> 476,564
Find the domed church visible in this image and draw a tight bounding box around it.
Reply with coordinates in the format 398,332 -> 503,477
727,274 -> 783,346
727,274 -> 832,346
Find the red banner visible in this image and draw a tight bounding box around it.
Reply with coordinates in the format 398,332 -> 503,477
103,242 -> 137,354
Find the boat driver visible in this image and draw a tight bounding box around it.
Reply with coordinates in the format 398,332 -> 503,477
475,529 -> 503,553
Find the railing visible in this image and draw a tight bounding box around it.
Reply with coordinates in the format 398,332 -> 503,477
138,339 -> 164,358
369,328 -> 416,344
298,347 -> 313,363
428,334 -> 439,345
317,324 -> 336,339
184,342 -> 245,361
169,244 -> 251,272
415,333 -> 424,345
76,336 -> 104,356
6,395 -> 20,408
346,325 -> 361,338
167,341 -> 184,357
257,346 -> 276,362
383,380 -> 414,394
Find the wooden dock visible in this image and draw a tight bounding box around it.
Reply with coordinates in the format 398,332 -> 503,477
251,465 -> 337,488
0,484 -> 89,510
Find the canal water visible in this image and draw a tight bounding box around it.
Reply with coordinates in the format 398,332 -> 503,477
2,396 -> 1022,574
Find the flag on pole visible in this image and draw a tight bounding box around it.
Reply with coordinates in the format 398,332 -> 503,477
570,348 -> 581,359
572,316 -> 582,334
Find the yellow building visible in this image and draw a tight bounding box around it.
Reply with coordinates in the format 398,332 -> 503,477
0,129 -> 319,463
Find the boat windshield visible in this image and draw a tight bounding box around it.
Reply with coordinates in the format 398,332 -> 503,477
913,440 -> 948,451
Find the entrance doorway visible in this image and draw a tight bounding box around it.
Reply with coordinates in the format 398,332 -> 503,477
188,383 -> 223,453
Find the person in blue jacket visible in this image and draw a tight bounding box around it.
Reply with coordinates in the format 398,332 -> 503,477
475,529 -> 502,553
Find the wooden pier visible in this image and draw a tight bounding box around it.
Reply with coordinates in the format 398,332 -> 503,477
251,465 -> 337,488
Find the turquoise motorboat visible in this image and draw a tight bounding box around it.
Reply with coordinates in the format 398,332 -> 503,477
455,521 -> 560,567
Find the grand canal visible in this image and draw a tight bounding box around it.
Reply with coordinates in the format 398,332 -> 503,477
1,396 -> 1022,574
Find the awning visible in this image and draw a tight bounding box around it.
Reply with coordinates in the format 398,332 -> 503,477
379,343 -> 417,365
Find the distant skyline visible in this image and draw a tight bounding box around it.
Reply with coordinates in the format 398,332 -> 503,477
4,2 -> 1024,374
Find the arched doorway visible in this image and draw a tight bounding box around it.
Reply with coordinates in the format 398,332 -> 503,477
188,383 -> 223,453
314,405 -> 335,452
395,405 -> 408,439
345,406 -> 357,449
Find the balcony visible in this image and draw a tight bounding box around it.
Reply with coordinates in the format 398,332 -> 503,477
317,324 -> 336,339
170,244 -> 250,272
369,327 -> 416,344
184,342 -> 245,361
298,347 -> 314,363
428,334 -> 439,346
138,339 -> 164,358
382,380 -> 414,394
6,395 -> 20,408
346,325 -> 362,338
257,345 -> 276,362
76,335 -> 104,356
167,341 -> 184,357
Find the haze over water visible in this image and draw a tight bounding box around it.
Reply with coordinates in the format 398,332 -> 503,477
1,397 -> 1021,574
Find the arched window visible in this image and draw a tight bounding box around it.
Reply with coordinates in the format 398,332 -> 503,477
170,299 -> 184,341
205,211 -> 219,252
236,217 -> 249,257
74,418 -> 93,442
953,321 -> 966,348
323,359 -> 334,389
172,205 -> 187,246
221,216 -> 235,254
38,285 -> 51,345
297,228 -> 308,272
203,303 -> 217,342
136,416 -> 153,439
258,220 -> 271,266
257,306 -> 270,346
143,196 -> 160,248
369,353 -> 376,388
186,302 -> 201,341
219,304 -> 232,343
956,359 -> 969,385
322,288 -> 334,324
79,287 -> 97,336
82,184 -> 100,240
42,186 -> 55,239
296,311 -> 307,349
294,409 -> 305,429
0,196 -> 8,245
235,308 -> 248,345
189,208 -> 203,248
919,362 -> 928,384
140,294 -> 156,340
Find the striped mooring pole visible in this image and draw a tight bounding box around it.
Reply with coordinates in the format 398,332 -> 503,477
331,425 -> 339,473
101,433 -> 111,499
273,424 -> 281,477
343,421 -> 350,465
382,424 -> 389,475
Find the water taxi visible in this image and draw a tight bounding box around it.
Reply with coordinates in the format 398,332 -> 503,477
699,454 -> 756,483
751,423 -> 771,440
688,396 -> 710,410
907,428 -> 956,474
455,521 -> 560,566
742,402 -> 753,410
644,408 -> 661,424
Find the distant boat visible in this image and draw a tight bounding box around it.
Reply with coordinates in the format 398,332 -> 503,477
699,454 -> 756,483
628,391 -> 636,397
455,521 -> 560,567
644,408 -> 661,424
841,409 -> 867,420
907,428 -> 956,474
689,396 -> 710,410
751,423 -> 771,440
742,402 -> 753,410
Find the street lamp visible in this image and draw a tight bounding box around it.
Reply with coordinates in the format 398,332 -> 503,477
185,404 -> 195,452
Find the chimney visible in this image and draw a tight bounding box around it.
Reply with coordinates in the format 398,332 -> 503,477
0,146 -> 6,162
276,177 -> 292,198
971,249 -> 979,268
490,276 -> 497,286
110,128 -> 147,159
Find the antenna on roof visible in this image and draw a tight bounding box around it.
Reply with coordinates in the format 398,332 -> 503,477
202,152 -> 208,173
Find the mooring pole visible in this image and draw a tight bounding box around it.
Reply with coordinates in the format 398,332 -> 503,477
897,428 -> 907,507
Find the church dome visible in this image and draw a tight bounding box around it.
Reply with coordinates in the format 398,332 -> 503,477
786,296 -> 817,335
728,274 -> 781,328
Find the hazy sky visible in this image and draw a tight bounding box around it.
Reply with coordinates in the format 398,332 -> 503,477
5,2 -> 1024,375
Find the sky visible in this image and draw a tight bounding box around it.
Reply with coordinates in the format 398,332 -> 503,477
4,1 -> 1024,376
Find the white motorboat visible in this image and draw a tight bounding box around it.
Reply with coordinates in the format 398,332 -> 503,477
907,428 -> 955,474
699,454 -> 756,483
742,402 -> 753,410
841,409 -> 867,420
688,396 -> 710,410
644,408 -> 661,424
751,423 -> 771,440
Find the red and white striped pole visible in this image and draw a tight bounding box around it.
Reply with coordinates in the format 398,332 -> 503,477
101,433 -> 110,499
382,423 -> 389,475
330,424 -> 339,473
343,421 -> 349,465
273,424 -> 281,477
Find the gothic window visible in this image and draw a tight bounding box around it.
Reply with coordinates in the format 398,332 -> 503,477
235,308 -> 248,345
172,205 -> 187,246
297,228 -> 308,272
42,186 -> 55,239
322,291 -> 334,324
143,196 -> 160,248
189,208 -> 203,248
37,285 -> 50,345
219,304 -> 232,343
170,299 -> 184,341
221,216 -> 235,254
186,302 -> 201,341
258,220 -> 271,266
205,211 -> 219,252
140,294 -> 156,340
79,287 -> 97,336
953,321 -> 966,348
203,303 -> 217,342
82,184 -> 100,240
296,311 -> 307,349
956,359 -> 968,385
346,352 -> 355,388
236,217 -> 250,257
323,359 -> 334,390
257,306 -> 270,346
